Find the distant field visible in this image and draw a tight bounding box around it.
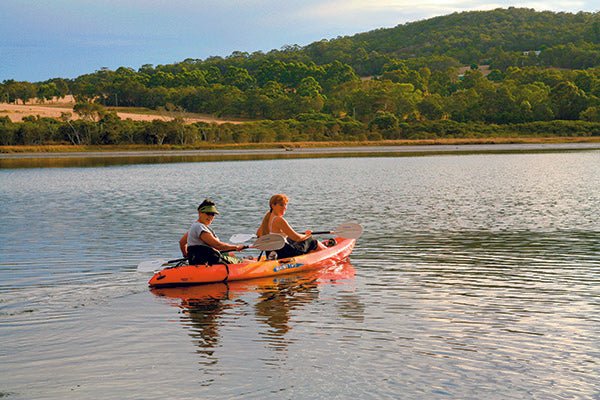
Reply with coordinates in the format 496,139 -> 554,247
0,97 -> 245,125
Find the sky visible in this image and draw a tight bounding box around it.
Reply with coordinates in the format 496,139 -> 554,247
1,0 -> 598,82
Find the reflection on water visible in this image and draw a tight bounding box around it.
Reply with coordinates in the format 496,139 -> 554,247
3,143 -> 599,169
0,153 -> 304,169
152,262 -> 356,368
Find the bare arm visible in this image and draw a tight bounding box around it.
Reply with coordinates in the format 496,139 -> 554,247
275,217 -> 311,242
200,231 -> 244,252
256,225 -> 265,237
179,232 -> 188,257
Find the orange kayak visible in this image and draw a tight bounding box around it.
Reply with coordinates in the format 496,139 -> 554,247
148,237 -> 356,287
150,261 -> 356,303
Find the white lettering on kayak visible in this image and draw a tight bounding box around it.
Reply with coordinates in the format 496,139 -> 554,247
273,263 -> 304,272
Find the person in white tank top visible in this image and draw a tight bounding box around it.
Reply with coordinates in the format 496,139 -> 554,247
256,194 -> 326,258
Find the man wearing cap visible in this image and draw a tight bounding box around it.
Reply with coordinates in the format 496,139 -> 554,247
179,198 -> 245,265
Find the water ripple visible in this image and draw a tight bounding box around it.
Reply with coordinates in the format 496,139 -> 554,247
1,153 -> 599,399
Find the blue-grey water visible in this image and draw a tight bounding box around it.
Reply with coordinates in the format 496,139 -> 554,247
1,151 -> 599,399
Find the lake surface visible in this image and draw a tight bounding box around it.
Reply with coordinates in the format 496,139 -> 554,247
1,150 -> 599,399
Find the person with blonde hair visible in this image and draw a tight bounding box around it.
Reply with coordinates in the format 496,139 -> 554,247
256,194 -> 326,259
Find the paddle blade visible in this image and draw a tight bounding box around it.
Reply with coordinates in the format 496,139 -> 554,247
252,234 -> 286,251
334,222 -> 363,239
230,233 -> 256,243
137,259 -> 168,273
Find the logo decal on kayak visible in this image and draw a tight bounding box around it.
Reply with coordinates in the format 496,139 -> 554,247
273,262 -> 304,272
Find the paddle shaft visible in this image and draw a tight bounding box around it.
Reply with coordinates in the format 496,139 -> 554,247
311,222 -> 363,239
167,257 -> 188,263
311,230 -> 333,235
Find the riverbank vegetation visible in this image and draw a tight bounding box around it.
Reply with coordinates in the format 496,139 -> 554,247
1,8 -> 599,147
3,136 -> 599,155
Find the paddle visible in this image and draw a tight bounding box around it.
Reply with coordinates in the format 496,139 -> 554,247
137,257 -> 187,273
229,221 -> 363,244
311,221 -> 363,239
230,233 -> 256,243
239,233 -> 286,251
136,233 -> 286,273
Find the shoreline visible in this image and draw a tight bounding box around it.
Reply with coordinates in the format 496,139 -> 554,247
1,139 -> 600,160
0,142 -> 600,160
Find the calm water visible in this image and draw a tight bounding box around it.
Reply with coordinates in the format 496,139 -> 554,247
1,152 -> 599,399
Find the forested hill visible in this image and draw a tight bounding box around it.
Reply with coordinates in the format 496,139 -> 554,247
303,7 -> 600,72
2,8 -> 600,147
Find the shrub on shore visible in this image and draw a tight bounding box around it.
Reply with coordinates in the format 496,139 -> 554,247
1,114 -> 599,147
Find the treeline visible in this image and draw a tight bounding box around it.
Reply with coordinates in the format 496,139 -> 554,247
3,63 -> 599,124
1,112 -> 599,147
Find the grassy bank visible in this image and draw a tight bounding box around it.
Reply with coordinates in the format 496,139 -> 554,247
2,136 -> 600,154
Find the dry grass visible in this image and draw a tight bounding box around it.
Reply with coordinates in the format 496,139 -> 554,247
0,100 -> 244,124
2,137 -> 599,154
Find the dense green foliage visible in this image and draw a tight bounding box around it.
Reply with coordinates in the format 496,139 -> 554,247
1,8 -> 600,145
2,113 -> 599,146
304,8 -> 600,72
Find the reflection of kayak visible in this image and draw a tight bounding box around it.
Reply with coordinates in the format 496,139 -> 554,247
148,237 -> 355,288
151,261 -> 356,302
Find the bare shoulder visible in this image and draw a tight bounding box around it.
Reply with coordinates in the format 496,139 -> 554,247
268,215 -> 286,232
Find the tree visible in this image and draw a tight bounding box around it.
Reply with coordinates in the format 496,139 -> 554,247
0,116 -> 18,145
321,60 -> 359,90
446,88 -> 481,122
59,112 -> 82,145
223,66 -> 256,90
580,106 -> 600,122
6,81 -> 37,104
155,103 -> 194,144
369,111 -> 399,130
550,81 -> 588,120
48,78 -> 70,99
487,69 -> 505,82
73,102 -> 106,122
297,76 -> 322,98
418,94 -> 445,120
293,77 -> 326,114
481,85 -> 521,123
145,120 -> 171,145
37,83 -> 60,102
515,82 -> 554,121
98,112 -> 123,144
17,117 -> 51,145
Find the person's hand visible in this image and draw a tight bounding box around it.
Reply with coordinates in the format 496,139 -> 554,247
236,244 -> 245,251
303,230 -> 313,241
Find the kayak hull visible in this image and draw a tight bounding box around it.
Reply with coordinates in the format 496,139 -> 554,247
148,237 -> 355,287
150,261 -> 356,303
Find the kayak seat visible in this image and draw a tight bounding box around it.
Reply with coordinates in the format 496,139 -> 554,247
187,245 -> 224,266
